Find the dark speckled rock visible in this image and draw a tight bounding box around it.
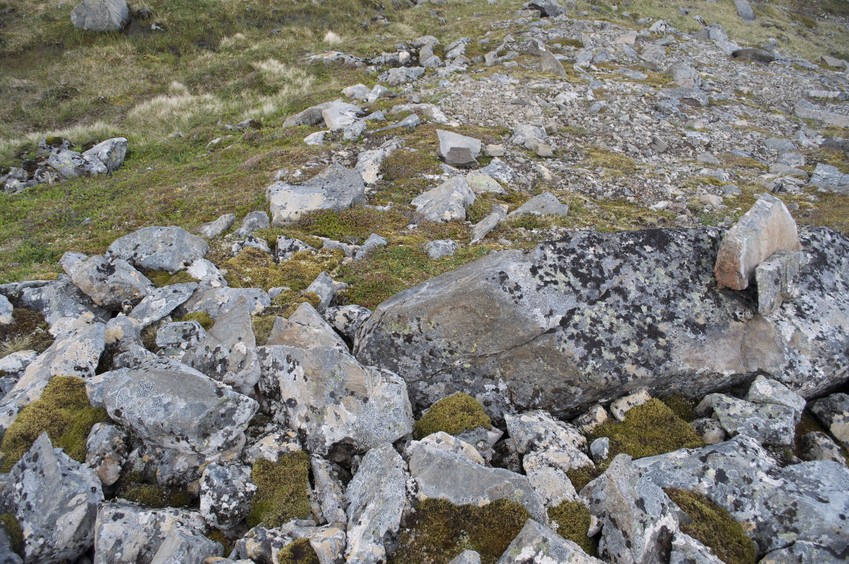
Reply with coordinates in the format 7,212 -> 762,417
355,228 -> 849,417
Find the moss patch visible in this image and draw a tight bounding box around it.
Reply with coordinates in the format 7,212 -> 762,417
548,500 -> 597,556
0,376 -> 108,471
566,465 -> 603,492
0,307 -> 54,356
178,311 -> 214,330
390,498 -> 529,564
278,537 -> 320,564
223,247 -> 343,292
589,399 -> 703,468
413,392 -> 491,440
145,269 -> 196,287
116,480 -> 192,509
0,513 -> 23,556
665,488 -> 756,564
661,395 -> 697,422
247,452 -> 311,528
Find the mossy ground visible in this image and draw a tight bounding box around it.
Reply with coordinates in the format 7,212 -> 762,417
0,307 -> 54,356
278,537 -> 320,564
413,392 -> 492,440
247,452 -> 312,528
588,399 -> 704,470
0,513 -> 23,556
177,311 -> 214,330
665,488 -> 757,564
390,499 -> 529,564
0,376 -> 108,472
145,269 -> 196,287
114,472 -> 193,509
547,500 -> 597,556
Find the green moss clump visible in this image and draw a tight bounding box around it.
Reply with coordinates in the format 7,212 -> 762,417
118,482 -> 192,508
278,537 -> 320,564
223,247 -> 343,292
145,269 -> 196,287
178,311 -> 215,330
247,452 -> 312,528
0,376 -> 108,471
390,499 -> 529,564
661,395 -> 697,422
589,399 -> 703,467
665,488 -> 756,564
379,147 -> 441,183
0,307 -> 54,356
548,500 -> 597,556
413,392 -> 492,440
0,513 -> 23,556
566,465 -> 602,492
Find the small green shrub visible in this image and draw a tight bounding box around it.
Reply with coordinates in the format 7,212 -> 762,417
247,452 -> 312,528
665,488 -> 756,564
0,376 -> 108,471
390,499 -> 529,564
548,500 -> 597,556
414,392 -> 491,440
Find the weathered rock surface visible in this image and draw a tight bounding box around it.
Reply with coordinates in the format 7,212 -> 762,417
180,286 -> 270,319
506,191 -> 569,219
714,195 -> 801,290
128,282 -> 197,328
266,164 -> 365,226
0,277 -> 108,335
809,393 -> 849,448
62,252 -> 153,309
85,422 -> 128,486
634,436 -> 849,555
107,226 -> 208,274
345,444 -> 408,563
200,463 -> 256,530
71,0 -> 129,31
412,176 -> 475,223
82,137 -> 128,171
99,360 -> 258,458
198,213 -> 236,238
235,522 -> 346,564
6,434 -> 103,563
497,519 -> 602,563
436,130 -> 482,167
356,227 -> 849,416
809,163 -> 849,194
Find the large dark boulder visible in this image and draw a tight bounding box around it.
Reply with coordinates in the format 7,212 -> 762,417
355,227 -> 849,417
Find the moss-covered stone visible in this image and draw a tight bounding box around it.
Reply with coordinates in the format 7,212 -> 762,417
117,481 -> 193,509
0,307 -> 54,356
390,499 -> 530,564
547,500 -> 597,556
0,376 -> 108,471
413,392 -> 492,440
589,399 -> 703,468
145,269 -> 196,287
661,395 -> 697,422
0,513 -> 23,556
178,311 -> 215,330
277,537 -> 320,564
566,465 -> 602,492
247,452 -> 312,528
665,488 -> 757,564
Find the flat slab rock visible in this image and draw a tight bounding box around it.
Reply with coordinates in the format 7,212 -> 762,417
107,226 -> 208,274
356,227 -> 849,417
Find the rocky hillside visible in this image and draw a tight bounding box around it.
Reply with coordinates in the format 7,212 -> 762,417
0,0 -> 848,562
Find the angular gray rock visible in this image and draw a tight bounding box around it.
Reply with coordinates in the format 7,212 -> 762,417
425,239 -> 459,259
670,533 -> 724,564
378,66 -> 425,86
809,393 -> 849,448
85,422 -> 128,487
256,342 -> 412,455
155,321 -> 206,358
507,192 -> 569,220
795,100 -> 849,128
406,435 -> 546,522
799,432 -> 845,464
527,0 -> 565,17
471,205 -> 507,245
180,286 -> 270,319
466,171 -> 505,195
0,313 -> 105,433
450,550 -> 482,564
45,147 -> 106,178
356,227 -> 849,417
311,456 -> 348,526
436,130 -> 482,168
497,519 -> 602,563
0,295 -> 11,325
234,210 -> 270,238
149,523 -> 223,563
324,304 -> 371,343
306,271 -> 347,312
755,250 -> 803,316
266,164 -> 366,226
100,360 -> 258,458
128,282 -> 197,328
695,393 -> 799,446
0,277 -> 108,335
734,0 -> 755,21
355,233 -> 388,261
200,463 -> 256,530
584,455 -> 680,563
62,252 -> 153,309
185,258 -> 228,287
634,435 -> 849,555
235,522 -> 346,564
182,299 -> 260,395
714,195 -> 801,290
267,302 -> 348,352
6,434 -> 103,563
94,502 -> 211,564
412,176 -> 475,222
198,213 -> 236,238
345,444 -> 408,563
82,137 -> 128,172
809,163 -> 849,194
107,226 -> 208,274
276,235 -> 314,261
71,0 -> 128,31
